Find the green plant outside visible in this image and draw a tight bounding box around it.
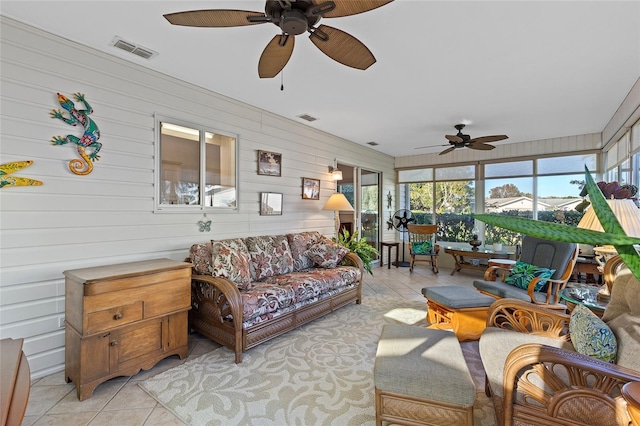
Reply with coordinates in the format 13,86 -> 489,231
410,210 -> 584,246
333,229 -> 379,275
474,167 -> 640,282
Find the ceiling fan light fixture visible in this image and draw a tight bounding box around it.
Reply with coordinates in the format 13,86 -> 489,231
280,11 -> 308,35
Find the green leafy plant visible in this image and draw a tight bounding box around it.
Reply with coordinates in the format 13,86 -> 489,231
333,229 -> 379,275
474,166 -> 640,282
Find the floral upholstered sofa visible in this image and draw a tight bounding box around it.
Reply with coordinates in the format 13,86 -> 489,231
189,231 -> 364,363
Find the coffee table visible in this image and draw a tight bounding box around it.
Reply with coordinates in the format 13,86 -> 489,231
444,247 -> 512,276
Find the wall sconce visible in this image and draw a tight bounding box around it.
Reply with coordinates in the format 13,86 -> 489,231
328,166 -> 343,181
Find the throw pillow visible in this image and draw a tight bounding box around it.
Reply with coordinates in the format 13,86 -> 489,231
244,235 -> 294,281
190,242 -> 213,275
287,232 -> 322,271
305,240 -> 350,269
569,304 -> 617,363
412,241 -> 433,255
504,260 -> 555,291
211,238 -> 252,289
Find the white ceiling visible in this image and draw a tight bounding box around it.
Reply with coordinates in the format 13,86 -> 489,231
2,1 -> 639,158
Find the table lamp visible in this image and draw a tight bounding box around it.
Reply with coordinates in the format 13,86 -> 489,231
322,193 -> 354,236
577,198 -> 640,296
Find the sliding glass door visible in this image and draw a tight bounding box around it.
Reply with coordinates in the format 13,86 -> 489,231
337,164 -> 381,262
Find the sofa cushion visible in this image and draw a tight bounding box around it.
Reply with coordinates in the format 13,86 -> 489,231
238,282 -> 297,324
190,242 -> 212,275
473,279 -> 549,303
602,269 -> 640,322
287,231 -> 322,271
211,238 -> 252,289
504,260 -> 555,291
607,312 -> 640,372
306,240 -> 350,269
569,305 -> 617,363
244,235 -> 294,281
262,266 -> 361,303
479,327 -> 574,398
519,236 -> 575,281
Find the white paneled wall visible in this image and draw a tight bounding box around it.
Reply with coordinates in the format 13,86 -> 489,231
0,17 -> 395,378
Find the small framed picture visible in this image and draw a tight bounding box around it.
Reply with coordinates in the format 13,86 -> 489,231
258,150 -> 282,176
260,192 -> 283,215
302,177 -> 320,200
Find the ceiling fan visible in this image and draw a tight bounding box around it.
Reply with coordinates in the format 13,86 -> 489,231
163,0 -> 394,78
415,124 -> 509,155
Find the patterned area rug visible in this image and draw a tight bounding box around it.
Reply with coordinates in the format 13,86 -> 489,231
140,295 -> 497,425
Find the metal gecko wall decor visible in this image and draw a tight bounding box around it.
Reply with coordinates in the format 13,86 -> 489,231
50,92 -> 101,175
0,161 -> 43,188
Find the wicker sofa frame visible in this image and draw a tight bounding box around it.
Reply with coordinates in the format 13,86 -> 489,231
189,252 -> 363,364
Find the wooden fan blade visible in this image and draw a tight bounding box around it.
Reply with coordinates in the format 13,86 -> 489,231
414,144 -> 448,149
316,0 -> 394,18
164,10 -> 266,27
258,35 -> 295,78
468,143 -> 496,151
469,135 -> 508,144
439,146 -> 456,155
445,135 -> 463,143
309,25 -> 375,70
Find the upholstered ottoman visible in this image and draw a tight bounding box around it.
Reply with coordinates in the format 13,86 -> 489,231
422,285 -> 496,341
374,324 -> 475,426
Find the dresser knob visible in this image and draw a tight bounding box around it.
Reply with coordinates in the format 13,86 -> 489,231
114,313 -> 123,320
110,341 -> 118,346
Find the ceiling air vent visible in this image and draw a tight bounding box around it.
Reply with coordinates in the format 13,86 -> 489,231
297,114 -> 318,122
367,141 -> 379,146
110,36 -> 157,60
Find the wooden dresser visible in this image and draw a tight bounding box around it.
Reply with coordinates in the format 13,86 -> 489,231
64,259 -> 192,400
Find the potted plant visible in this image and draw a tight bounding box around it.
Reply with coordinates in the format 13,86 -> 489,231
333,229 -> 379,275
474,166 -> 640,282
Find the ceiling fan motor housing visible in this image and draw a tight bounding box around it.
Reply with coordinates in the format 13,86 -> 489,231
281,11 -> 308,35
266,0 -> 320,35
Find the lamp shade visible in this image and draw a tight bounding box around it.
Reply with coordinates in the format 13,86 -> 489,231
322,193 -> 354,212
331,170 -> 343,180
577,199 -> 640,237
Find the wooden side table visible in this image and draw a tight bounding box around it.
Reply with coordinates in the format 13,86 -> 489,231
379,242 -> 399,269
487,258 -> 517,281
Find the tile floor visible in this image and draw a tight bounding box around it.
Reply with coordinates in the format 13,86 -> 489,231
22,263 -> 485,425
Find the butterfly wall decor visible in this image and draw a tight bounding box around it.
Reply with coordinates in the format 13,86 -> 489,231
198,215 -> 212,232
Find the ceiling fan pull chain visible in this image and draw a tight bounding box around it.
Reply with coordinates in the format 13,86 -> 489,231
281,71 -> 284,91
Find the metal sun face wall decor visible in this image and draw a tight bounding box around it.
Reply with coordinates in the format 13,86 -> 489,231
50,92 -> 101,175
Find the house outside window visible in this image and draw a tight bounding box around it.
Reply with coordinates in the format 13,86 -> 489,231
155,117 -> 238,211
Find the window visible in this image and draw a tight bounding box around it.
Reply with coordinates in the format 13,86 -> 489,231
402,153 -> 598,245
156,117 -> 237,211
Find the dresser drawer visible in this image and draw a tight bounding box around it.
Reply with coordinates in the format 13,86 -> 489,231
85,301 -> 143,334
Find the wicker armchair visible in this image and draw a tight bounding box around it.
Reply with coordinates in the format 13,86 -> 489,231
479,265 -> 640,426
474,236 -> 579,306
